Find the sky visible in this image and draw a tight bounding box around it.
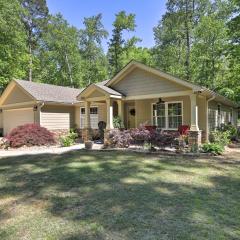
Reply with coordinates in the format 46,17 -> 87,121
46,0 -> 167,52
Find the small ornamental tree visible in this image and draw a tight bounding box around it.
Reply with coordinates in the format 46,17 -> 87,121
6,124 -> 56,148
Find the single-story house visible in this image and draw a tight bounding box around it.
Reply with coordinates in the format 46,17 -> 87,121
0,61 -> 238,145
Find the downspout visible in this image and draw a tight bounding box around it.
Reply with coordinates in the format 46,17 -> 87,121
206,96 -> 215,142
37,102 -> 45,125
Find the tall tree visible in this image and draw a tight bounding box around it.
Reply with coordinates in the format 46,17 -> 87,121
153,0 -> 233,92
121,46 -> 154,66
154,0 -> 210,81
108,11 -> 139,75
228,0 -> 240,96
191,15 -> 228,88
79,14 -> 109,86
0,0 -> 28,90
36,14 -> 83,87
19,0 -> 49,81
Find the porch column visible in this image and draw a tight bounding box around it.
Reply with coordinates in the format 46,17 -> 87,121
189,93 -> 202,149
84,101 -> 90,128
82,101 -> 91,141
106,98 -> 113,130
117,100 -> 124,123
190,94 -> 199,131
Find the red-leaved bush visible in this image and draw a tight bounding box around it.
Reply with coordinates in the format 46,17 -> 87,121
6,124 -> 56,148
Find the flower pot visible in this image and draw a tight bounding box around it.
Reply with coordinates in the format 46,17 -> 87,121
85,141 -> 93,150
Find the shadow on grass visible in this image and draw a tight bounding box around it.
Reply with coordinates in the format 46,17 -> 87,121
0,150 -> 240,239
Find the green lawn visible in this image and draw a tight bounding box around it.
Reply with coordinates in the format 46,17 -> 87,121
0,150 -> 240,240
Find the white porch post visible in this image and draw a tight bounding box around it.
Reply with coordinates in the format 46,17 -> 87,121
106,98 -> 113,129
117,100 -> 124,122
84,101 -> 90,128
190,94 -> 199,131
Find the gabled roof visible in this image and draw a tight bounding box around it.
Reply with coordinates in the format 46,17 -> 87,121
106,60 -> 239,108
77,80 -> 122,99
14,79 -> 83,104
95,81 -> 122,96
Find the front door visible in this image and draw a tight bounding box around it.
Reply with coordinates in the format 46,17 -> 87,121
127,106 -> 136,128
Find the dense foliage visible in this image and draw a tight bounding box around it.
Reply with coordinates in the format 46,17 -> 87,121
203,123 -> 239,155
0,0 -> 239,102
202,143 -> 224,155
59,130 -> 78,147
106,125 -> 180,149
6,124 -> 56,148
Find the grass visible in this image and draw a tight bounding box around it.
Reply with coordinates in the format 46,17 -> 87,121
0,150 -> 240,240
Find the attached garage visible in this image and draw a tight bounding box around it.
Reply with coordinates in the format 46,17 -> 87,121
0,79 -> 82,135
3,108 -> 34,135
41,112 -> 70,130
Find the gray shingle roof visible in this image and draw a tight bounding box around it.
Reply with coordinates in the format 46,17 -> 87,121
95,81 -> 122,96
15,79 -> 84,104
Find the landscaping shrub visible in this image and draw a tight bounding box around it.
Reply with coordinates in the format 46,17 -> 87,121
152,131 -> 180,147
130,124 -> 152,143
218,123 -> 238,140
210,130 -> 230,147
107,129 -> 132,148
202,143 -> 224,155
60,130 -> 78,147
107,125 -> 183,149
6,124 -> 56,148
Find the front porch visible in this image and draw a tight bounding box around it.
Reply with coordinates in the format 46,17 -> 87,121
77,88 -> 206,147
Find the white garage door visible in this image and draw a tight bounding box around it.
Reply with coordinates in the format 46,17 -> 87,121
3,108 -> 34,135
40,112 -> 70,130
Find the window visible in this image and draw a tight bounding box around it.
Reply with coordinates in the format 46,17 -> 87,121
152,102 -> 182,129
80,107 -> 99,129
168,103 -> 182,129
208,108 -> 217,130
152,103 -> 165,128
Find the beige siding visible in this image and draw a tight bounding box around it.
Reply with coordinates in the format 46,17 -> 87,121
87,90 -> 105,98
0,112 -> 2,128
3,108 -> 34,135
3,85 -> 33,105
41,105 -> 75,130
135,99 -> 154,127
112,68 -> 190,97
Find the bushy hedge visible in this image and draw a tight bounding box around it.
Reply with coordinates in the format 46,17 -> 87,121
6,124 -> 56,148
106,126 -> 179,148
107,129 -> 132,148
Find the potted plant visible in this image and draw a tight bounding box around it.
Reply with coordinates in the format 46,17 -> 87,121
85,140 -> 93,150
113,116 -> 125,130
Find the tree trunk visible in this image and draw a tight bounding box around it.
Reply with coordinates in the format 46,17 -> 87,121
184,0 -> 191,81
65,52 -> 74,87
29,44 -> 32,82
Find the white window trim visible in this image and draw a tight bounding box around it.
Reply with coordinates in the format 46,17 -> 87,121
151,101 -> 183,130
80,106 -> 99,129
